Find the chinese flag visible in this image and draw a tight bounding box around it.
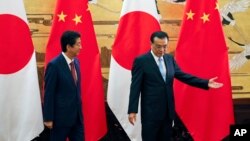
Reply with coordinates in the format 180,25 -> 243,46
45,0 -> 107,140
174,0 -> 234,141
107,0 -> 161,140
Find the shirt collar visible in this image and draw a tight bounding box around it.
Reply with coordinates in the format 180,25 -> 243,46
62,52 -> 74,65
151,50 -> 163,61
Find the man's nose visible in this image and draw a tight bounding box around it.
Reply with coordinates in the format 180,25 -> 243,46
160,48 -> 165,51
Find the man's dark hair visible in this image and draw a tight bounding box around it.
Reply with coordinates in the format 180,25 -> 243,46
150,31 -> 169,43
60,30 -> 81,52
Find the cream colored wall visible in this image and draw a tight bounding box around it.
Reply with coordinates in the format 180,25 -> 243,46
219,0 -> 250,99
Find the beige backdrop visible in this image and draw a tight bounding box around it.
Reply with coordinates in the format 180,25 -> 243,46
24,0 -> 250,100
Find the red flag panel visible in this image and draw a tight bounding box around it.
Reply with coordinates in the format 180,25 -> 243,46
174,0 -> 234,141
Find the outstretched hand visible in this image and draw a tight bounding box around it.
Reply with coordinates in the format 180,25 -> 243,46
208,77 -> 223,88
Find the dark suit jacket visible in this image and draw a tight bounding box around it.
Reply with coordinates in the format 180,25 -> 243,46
128,52 -> 209,122
43,54 -> 82,127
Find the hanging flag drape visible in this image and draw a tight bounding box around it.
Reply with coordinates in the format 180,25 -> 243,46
0,0 -> 44,140
174,0 -> 234,141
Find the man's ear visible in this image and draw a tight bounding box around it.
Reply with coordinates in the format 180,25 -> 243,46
66,44 -> 71,51
150,43 -> 154,48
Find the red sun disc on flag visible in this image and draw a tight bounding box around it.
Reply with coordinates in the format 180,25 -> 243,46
0,14 -> 34,74
112,11 -> 160,70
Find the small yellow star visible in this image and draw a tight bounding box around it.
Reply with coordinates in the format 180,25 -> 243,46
57,11 -> 67,22
72,14 -> 82,25
186,10 -> 195,20
200,13 -> 210,23
215,2 -> 219,10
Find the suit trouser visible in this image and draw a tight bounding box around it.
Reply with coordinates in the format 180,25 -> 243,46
142,116 -> 173,141
50,117 -> 84,141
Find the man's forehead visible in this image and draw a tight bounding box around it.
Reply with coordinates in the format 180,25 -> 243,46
154,37 -> 168,43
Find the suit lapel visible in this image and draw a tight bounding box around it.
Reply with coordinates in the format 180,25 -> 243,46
148,52 -> 166,83
163,55 -> 170,79
58,54 -> 76,87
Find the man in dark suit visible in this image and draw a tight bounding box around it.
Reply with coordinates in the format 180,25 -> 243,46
128,31 -> 223,141
43,31 -> 84,141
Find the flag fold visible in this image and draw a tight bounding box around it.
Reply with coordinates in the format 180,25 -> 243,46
174,0 -> 234,140
0,0 -> 43,140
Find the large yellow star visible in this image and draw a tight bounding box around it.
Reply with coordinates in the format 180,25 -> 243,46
186,10 -> 195,20
215,2 -> 219,10
72,14 -> 82,25
200,13 -> 210,23
57,11 -> 67,22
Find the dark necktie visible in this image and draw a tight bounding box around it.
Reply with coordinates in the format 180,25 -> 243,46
70,62 -> 77,84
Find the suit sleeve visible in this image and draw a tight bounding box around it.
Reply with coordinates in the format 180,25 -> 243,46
128,57 -> 143,114
173,58 -> 209,90
43,62 -> 57,121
